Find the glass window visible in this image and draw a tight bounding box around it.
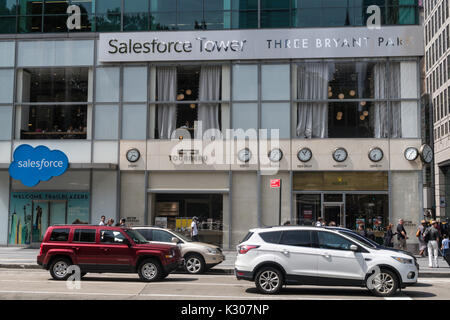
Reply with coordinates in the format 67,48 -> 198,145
232,0 -> 258,10
204,11 -> 231,29
124,0 -> 148,13
95,13 -> 121,31
261,10 -> 291,28
49,228 -> 70,242
232,65 -> 257,101
178,0 -> 203,11
0,0 -> 17,15
19,0 -> 43,15
296,194 -> 321,226
0,106 -> 12,140
44,0 -> 68,14
0,69 -> 14,103
345,194 -> 388,233
95,67 -> 120,102
18,16 -> 42,33
100,230 -> 126,244
259,231 -> 282,243
123,67 -> 147,102
122,104 -> 147,140
177,11 -> 204,30
328,102 -> 375,138
261,64 -> 290,100
96,0 -> 121,14
317,231 -> 354,251
73,229 -> 96,242
43,15 -> 69,32
205,0 -> 230,11
0,42 -> 15,67
279,230 -> 313,247
398,101 -> 419,138
152,229 -> 174,242
136,229 -> 152,240
95,105 -> 119,140
261,103 -> 290,139
232,103 -> 257,132
150,12 -> 177,30
124,13 -> 149,31
231,10 -> 258,29
150,0 -> 176,12
0,17 -> 16,33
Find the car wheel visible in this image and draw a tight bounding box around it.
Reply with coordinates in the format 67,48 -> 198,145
367,269 -> 399,297
184,254 -> 205,274
138,259 -> 162,282
255,267 -> 284,294
49,258 -> 72,281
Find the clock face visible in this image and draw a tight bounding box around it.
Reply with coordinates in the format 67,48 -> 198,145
420,144 -> 433,164
238,148 -> 252,163
404,147 -> 419,161
368,147 -> 384,162
126,149 -> 140,163
333,148 -> 348,162
297,148 -> 312,162
268,148 -> 283,162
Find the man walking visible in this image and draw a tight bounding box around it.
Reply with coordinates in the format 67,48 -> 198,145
191,216 -> 199,241
426,221 -> 440,268
99,215 -> 106,226
396,219 -> 408,251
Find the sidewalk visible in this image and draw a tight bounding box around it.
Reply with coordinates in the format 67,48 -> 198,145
1,247 -> 449,277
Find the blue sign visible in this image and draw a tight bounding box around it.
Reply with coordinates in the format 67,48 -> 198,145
9,145 -> 69,187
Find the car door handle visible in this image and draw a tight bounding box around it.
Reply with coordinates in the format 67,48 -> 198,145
282,250 -> 290,256
322,253 -> 331,259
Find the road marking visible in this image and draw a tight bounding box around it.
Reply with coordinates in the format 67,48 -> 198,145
0,289 -> 375,300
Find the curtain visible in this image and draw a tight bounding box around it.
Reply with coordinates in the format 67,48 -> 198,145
296,62 -> 329,138
197,65 -> 221,139
157,67 -> 177,139
373,62 -> 402,138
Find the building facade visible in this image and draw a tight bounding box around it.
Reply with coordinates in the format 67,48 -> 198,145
0,0 -> 426,251
424,0 -> 450,220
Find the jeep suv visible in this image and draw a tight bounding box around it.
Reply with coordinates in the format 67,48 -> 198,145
235,226 -> 418,297
37,225 -> 183,282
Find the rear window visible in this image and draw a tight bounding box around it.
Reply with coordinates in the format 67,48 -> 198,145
279,230 -> 312,247
49,228 -> 70,242
241,232 -> 254,243
259,231 -> 282,244
73,229 -> 96,243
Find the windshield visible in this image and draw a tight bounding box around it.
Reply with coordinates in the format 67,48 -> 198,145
170,230 -> 192,242
125,229 -> 150,244
338,230 -> 379,249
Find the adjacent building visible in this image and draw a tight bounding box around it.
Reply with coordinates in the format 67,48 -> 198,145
0,0 -> 426,251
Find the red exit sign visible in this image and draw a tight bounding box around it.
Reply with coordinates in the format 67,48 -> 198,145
270,179 -> 280,188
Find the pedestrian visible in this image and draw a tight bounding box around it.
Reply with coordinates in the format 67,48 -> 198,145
383,224 -> 396,248
119,218 -> 127,227
328,221 -> 336,227
441,234 -> 449,258
191,216 -> 199,241
283,221 -> 291,226
99,215 -> 106,226
396,219 -> 408,251
417,220 -> 428,257
425,220 -> 441,268
106,218 -> 114,226
357,225 -> 368,238
315,217 -> 324,227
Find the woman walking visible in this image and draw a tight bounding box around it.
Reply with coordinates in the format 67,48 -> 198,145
383,224 -> 396,248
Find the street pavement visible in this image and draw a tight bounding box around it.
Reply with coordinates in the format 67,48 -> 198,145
1,246 -> 449,277
0,268 -> 449,300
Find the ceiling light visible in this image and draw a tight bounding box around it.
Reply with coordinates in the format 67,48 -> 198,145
186,89 -> 192,95
338,93 -> 345,99
177,94 -> 185,101
349,90 -> 356,97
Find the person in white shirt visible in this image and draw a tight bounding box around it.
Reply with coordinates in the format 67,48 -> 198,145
191,216 -> 199,241
99,215 -> 106,226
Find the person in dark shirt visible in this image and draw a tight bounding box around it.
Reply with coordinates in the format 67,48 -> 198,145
396,219 -> 408,250
383,224 -> 396,248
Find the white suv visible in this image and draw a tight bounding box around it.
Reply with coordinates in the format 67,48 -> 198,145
235,226 -> 418,297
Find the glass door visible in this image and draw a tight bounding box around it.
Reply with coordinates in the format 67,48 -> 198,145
323,203 -> 344,227
49,201 -> 67,226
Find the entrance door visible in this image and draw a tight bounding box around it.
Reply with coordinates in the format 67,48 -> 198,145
323,204 -> 344,226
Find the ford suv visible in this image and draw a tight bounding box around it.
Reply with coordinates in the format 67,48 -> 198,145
133,226 -> 225,274
235,226 -> 418,297
37,225 -> 183,282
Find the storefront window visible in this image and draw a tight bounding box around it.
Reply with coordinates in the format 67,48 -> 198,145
156,65 -> 222,139
154,194 -> 224,247
18,67 -> 89,140
124,0 -> 149,31
296,194 -> 321,226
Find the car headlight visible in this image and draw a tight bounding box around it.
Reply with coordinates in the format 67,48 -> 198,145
206,248 -> 218,254
392,256 -> 413,264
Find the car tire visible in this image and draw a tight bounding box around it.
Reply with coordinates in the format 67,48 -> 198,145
138,258 -> 163,282
49,257 -> 72,281
184,253 -> 205,274
255,267 -> 284,294
366,268 -> 399,297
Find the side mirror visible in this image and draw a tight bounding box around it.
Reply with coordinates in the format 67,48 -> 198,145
350,245 -> 358,252
171,237 -> 179,244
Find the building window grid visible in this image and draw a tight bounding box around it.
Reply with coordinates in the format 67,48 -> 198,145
0,0 -> 421,33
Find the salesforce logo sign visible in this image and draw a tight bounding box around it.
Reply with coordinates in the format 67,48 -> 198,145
9,145 -> 69,187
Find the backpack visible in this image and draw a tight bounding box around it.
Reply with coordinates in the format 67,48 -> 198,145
423,227 -> 431,242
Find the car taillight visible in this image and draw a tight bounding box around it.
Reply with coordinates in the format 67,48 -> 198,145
238,245 -> 260,254
39,243 -> 43,256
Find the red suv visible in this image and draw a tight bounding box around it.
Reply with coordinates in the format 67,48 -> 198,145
37,225 -> 183,282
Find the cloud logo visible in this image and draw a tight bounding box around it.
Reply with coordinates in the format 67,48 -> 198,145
9,145 -> 69,187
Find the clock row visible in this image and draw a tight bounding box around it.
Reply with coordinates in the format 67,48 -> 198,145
237,145 -> 434,164
126,145 -> 434,164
